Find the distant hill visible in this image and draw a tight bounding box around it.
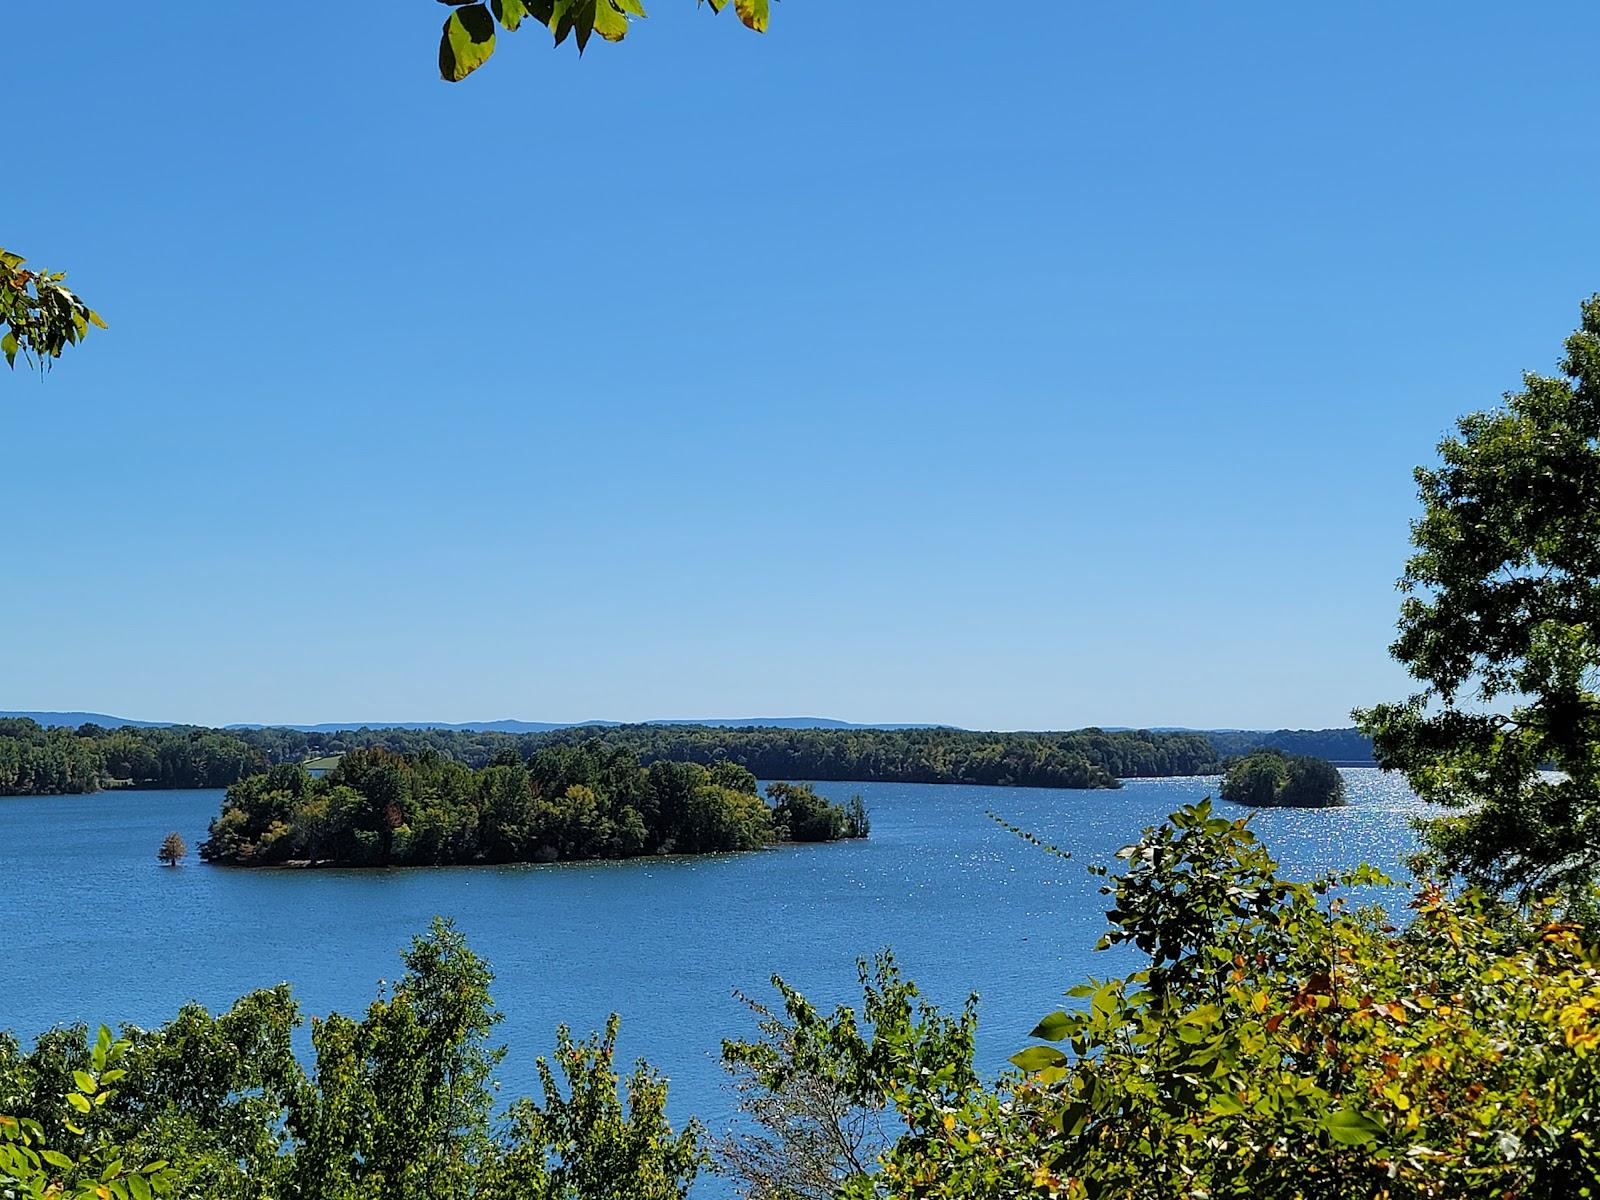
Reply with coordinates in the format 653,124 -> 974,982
0,711 -> 174,729
220,717 -> 946,733
222,719 -> 587,734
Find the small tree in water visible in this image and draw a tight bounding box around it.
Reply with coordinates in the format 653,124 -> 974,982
158,831 -> 188,866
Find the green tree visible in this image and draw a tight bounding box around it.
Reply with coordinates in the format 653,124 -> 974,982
494,1016 -> 704,1198
1357,296 -> 1600,896
0,248 -> 105,371
437,0 -> 771,83
767,782 -> 849,842
0,1027 -> 176,1200
755,803 -> 1600,1200
1219,749 -> 1344,809
717,954 -> 978,1200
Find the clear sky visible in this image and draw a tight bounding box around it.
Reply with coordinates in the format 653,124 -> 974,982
5,3 -> 1597,730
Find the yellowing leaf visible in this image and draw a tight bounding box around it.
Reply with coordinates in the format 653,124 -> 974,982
593,0 -> 629,42
440,3 -> 497,81
734,0 -> 768,32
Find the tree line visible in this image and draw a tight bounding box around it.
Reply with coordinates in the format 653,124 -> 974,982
1,720 -> 1237,797
231,724 -> 1227,789
0,719 -> 264,795
200,744 -> 868,868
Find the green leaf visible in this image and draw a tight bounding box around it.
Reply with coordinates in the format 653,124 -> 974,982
66,1093 -> 91,1114
1208,1092 -> 1246,1116
40,1150 -> 74,1169
1323,1107 -> 1385,1145
440,3 -> 497,81
734,0 -> 768,32
1029,1011 -> 1073,1041
1009,1045 -> 1068,1072
593,0 -> 629,41
72,1071 -> 98,1095
491,0 -> 530,30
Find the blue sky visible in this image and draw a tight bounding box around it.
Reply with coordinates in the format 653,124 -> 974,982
5,2 -> 1597,730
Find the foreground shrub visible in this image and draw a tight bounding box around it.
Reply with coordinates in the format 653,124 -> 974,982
725,802 -> 1600,1199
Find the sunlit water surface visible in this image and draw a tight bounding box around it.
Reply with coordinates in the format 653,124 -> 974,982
1,771 -> 1425,1193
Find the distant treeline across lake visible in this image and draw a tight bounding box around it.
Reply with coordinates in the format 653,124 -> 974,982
0,717 -> 1374,797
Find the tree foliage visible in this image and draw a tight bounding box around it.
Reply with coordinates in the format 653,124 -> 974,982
1358,295 -> 1600,896
0,1027 -> 175,1200
1,719 -> 1238,798
0,921 -> 703,1200
518,724 -> 1220,790
0,248 -> 105,372
1219,749 -> 1345,809
437,0 -> 771,83
157,832 -> 188,867
200,744 -> 865,867
728,803 -> 1600,1199
718,954 -> 979,1200
0,719 -> 265,796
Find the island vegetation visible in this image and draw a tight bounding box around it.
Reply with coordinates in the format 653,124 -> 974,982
199,744 -> 868,868
1219,748 -> 1347,808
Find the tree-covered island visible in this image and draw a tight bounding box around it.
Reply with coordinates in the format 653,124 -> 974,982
1219,747 -> 1347,808
200,744 -> 869,868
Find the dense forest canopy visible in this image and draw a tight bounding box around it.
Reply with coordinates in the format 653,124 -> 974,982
200,745 -> 867,868
0,719 -> 263,795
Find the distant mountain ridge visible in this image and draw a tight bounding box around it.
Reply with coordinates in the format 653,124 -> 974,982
0,711 -> 173,729
1,712 -> 947,734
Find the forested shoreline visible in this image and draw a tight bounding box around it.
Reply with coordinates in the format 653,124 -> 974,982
0,719 -> 264,794
0,719 -> 1240,797
200,745 -> 868,868
0,717 -> 1386,800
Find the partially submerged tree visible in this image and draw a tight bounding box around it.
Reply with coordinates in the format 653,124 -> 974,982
437,0 -> 772,82
0,248 -> 104,372
157,832 -> 188,867
1358,295 -> 1600,897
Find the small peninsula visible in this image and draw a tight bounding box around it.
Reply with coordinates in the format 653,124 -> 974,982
199,745 -> 868,868
1219,748 -> 1346,809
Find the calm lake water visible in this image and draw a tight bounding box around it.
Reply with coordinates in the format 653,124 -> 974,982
1,771 -> 1425,1192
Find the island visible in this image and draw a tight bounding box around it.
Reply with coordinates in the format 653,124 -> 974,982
199,744 -> 870,867
1219,748 -> 1346,808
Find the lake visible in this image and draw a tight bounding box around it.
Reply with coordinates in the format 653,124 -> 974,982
1,770 -> 1426,1191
